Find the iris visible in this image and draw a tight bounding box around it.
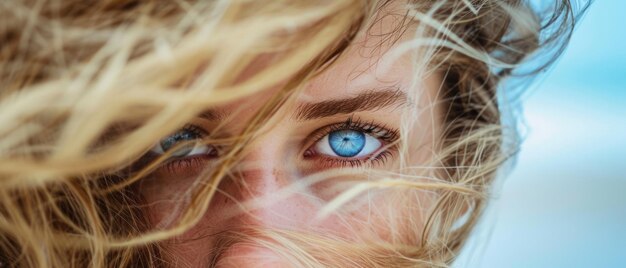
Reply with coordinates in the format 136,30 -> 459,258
159,130 -> 200,157
328,130 -> 366,157
150,126 -> 217,159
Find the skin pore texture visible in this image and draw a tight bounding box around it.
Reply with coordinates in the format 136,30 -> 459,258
138,7 -> 444,266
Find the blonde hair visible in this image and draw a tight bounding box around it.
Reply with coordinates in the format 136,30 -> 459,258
0,0 -> 581,267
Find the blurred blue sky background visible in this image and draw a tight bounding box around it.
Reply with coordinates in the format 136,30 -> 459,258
455,0 -> 626,267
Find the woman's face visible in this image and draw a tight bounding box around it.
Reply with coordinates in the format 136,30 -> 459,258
139,9 -> 443,267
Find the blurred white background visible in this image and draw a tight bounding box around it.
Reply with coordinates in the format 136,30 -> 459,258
455,0 -> 626,267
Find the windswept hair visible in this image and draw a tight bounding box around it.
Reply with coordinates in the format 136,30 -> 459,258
0,0 -> 585,267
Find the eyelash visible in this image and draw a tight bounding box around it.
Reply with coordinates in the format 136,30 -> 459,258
146,124 -> 217,174
151,117 -> 399,173
303,117 -> 399,168
181,124 -> 206,138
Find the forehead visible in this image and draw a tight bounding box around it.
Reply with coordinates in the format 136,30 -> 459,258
302,52 -> 409,103
301,5 -> 416,102
221,2 -> 435,114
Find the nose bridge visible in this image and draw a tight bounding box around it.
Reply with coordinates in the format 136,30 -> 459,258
231,159 -> 286,202
220,127 -> 331,231
234,129 -> 290,195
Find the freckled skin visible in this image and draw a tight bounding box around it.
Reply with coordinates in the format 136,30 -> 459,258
139,3 -> 443,267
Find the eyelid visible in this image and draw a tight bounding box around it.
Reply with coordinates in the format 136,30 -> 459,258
301,116 -> 400,159
151,124 -> 210,155
181,124 -> 208,137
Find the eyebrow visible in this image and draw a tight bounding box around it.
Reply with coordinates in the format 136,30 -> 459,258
198,109 -> 228,121
197,88 -> 408,122
294,88 -> 408,120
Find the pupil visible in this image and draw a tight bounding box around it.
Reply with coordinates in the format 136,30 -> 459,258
328,130 -> 366,157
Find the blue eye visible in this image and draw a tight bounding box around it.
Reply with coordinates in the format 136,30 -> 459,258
151,128 -> 216,158
314,130 -> 382,158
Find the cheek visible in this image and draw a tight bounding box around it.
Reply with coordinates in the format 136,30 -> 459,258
138,176 -> 434,267
137,166 -> 209,227
140,173 -> 432,241
343,188 -> 433,244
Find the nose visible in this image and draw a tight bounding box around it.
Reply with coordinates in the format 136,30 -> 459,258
211,136 -> 334,267
222,138 -> 321,230
214,244 -> 295,268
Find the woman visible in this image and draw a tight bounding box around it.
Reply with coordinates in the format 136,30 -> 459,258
0,0 -> 582,267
